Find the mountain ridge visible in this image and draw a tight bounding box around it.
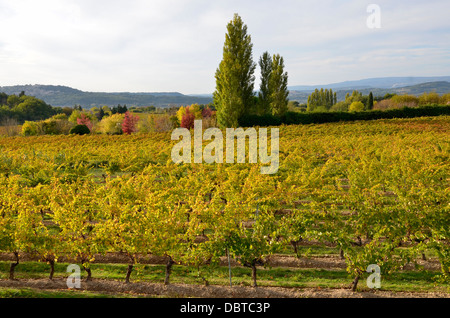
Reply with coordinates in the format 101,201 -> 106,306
288,76 -> 450,91
0,84 -> 213,108
1,76 -> 449,108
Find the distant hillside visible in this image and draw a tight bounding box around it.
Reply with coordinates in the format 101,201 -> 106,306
0,84 -> 213,108
2,78 -> 449,108
289,81 -> 450,103
391,81 -> 450,95
288,76 -> 450,91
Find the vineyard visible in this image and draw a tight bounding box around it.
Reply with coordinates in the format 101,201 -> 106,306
0,116 -> 449,297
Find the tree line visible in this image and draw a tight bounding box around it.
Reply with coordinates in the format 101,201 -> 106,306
0,92 -> 57,123
305,89 -> 450,113
306,88 -> 338,111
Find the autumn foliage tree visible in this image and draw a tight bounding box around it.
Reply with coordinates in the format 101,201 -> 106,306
201,106 -> 214,118
181,108 -> 195,130
122,111 -> 139,135
77,113 -> 93,131
177,104 -> 202,125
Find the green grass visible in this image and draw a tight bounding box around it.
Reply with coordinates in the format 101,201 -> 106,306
0,287 -> 123,298
1,260 -> 448,297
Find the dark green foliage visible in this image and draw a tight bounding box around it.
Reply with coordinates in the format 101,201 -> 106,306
69,124 -> 91,135
257,51 -> 272,116
257,52 -> 289,116
0,93 -> 8,105
238,113 -> 282,127
129,106 -> 157,113
239,105 -> 450,127
374,93 -> 396,102
111,104 -> 128,114
14,96 -> 56,120
0,93 -> 58,123
368,92 -> 374,110
269,54 -> 289,116
96,107 -> 105,121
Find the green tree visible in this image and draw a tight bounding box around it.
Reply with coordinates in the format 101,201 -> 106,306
98,113 -> 124,134
419,92 -> 440,105
14,96 -> 55,121
70,124 -> 91,135
7,95 -> 21,108
257,51 -> 272,115
213,13 -> 256,128
269,54 -> 289,116
349,101 -> 365,112
112,104 -> 128,114
346,90 -> 363,104
96,107 -> 105,121
368,92 -> 374,110
102,105 -> 112,116
307,88 -> 336,111
0,93 -> 8,105
21,121 -> 40,136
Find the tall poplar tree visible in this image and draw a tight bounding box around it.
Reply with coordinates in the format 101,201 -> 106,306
368,92 -> 374,110
269,54 -> 289,116
257,51 -> 272,115
213,14 -> 256,128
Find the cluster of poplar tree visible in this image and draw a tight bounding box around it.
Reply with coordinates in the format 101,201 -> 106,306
307,89 -> 375,112
307,88 -> 337,111
213,14 -> 289,128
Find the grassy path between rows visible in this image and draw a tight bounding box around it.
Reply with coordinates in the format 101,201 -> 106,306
1,260 -> 448,298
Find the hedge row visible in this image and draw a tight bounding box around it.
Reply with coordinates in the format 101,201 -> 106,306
238,105 -> 450,127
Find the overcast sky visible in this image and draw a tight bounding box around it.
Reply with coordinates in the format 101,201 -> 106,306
1,0 -> 449,94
